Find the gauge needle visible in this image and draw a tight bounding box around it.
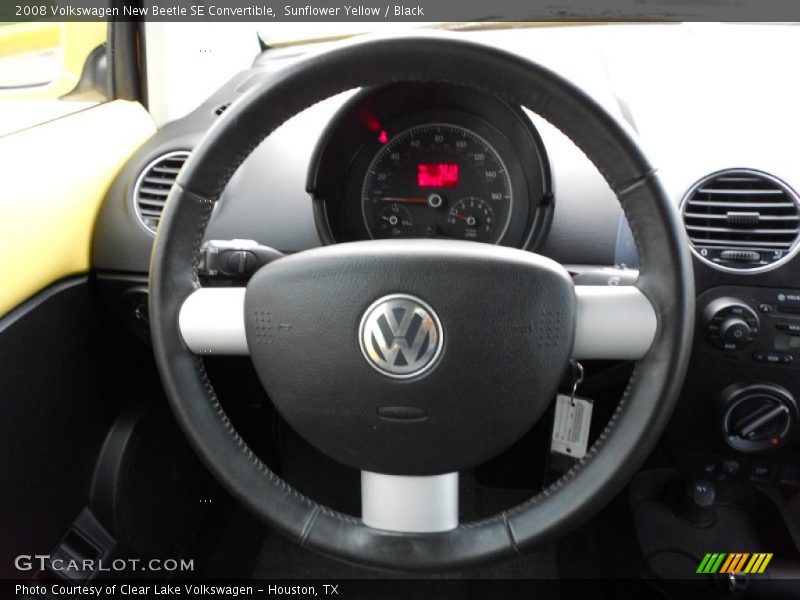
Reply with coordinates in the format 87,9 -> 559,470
378,196 -> 429,205
451,212 -> 478,226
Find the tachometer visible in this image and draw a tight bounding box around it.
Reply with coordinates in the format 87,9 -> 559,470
361,124 -> 513,243
446,197 -> 497,241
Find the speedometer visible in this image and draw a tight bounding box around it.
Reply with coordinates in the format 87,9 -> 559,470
361,123 -> 513,244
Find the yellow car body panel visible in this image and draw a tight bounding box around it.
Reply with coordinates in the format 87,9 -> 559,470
0,100 -> 155,317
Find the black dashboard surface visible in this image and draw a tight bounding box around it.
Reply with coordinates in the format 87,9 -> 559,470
92,34 -> 633,272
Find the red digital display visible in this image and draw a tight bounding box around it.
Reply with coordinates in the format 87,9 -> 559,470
417,163 -> 459,188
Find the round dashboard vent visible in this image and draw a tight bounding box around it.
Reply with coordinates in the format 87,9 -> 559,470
682,169 -> 800,272
133,151 -> 190,234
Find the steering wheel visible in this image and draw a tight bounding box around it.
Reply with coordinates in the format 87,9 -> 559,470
149,36 -> 694,571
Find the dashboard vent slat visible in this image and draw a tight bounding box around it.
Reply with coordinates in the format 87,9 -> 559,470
713,176 -> 763,183
684,213 -> 798,222
685,225 -> 799,235
687,238 -> 794,250
142,175 -> 179,186
682,169 -> 800,272
133,151 -> 190,234
696,188 -> 785,196
138,186 -> 171,197
138,208 -> 163,217
137,198 -> 167,208
151,166 -> 182,175
687,201 -> 793,209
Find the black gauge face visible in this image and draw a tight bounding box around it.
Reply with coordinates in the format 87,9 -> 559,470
361,124 -> 513,243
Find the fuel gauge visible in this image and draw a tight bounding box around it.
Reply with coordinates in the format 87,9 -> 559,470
377,203 -> 414,238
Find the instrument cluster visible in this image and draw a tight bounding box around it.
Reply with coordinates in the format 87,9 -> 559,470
308,83 -> 553,250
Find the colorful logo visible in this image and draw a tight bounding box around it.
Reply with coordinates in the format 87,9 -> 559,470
697,553 -> 773,575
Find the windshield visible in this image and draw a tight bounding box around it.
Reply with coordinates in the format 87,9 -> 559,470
256,21 -> 798,47
257,22 -> 575,47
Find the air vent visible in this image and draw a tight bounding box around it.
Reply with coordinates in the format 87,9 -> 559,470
214,102 -> 230,116
133,151 -> 190,234
682,169 -> 800,272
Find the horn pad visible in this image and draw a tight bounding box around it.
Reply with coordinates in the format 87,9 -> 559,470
244,239 -> 575,475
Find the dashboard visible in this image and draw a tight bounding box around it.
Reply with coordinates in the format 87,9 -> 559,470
92,24 -> 800,491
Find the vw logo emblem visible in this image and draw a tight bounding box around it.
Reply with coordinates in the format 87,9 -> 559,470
358,294 -> 443,379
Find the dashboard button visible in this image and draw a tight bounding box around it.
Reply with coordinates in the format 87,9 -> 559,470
759,303 -> 774,313
747,462 -> 774,483
717,459 -> 741,482
723,459 -> 740,475
776,322 -> 800,333
719,318 -> 751,346
752,351 -> 794,365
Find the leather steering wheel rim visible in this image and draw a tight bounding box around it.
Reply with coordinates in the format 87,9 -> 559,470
149,35 -> 694,571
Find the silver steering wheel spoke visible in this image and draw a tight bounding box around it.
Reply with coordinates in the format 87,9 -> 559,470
573,285 -> 657,360
177,284 -> 657,361
361,471 -> 459,533
178,287 -> 247,355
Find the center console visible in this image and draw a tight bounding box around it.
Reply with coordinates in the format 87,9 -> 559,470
661,284 -> 800,487
630,284 -> 800,593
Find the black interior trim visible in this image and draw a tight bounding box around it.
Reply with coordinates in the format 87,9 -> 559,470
107,6 -> 144,103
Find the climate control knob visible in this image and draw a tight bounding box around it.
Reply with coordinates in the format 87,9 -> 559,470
702,297 -> 759,351
718,383 -> 797,453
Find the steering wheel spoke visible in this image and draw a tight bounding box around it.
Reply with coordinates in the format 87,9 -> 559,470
361,471 -> 459,533
179,287 -> 248,355
573,285 -> 657,360
178,284 -> 658,362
